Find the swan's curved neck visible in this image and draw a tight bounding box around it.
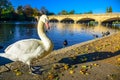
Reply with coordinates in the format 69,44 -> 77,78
37,21 -> 53,51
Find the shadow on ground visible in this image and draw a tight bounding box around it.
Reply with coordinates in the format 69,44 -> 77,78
58,50 -> 120,65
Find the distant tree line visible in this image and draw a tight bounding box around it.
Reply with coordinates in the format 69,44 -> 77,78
58,10 -> 93,15
0,0 -> 113,21
58,6 -> 113,15
57,6 -> 113,15
58,10 -> 75,15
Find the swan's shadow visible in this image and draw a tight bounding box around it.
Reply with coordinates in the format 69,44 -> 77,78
0,57 -> 13,66
58,50 -> 120,65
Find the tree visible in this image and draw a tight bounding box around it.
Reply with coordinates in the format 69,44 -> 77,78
69,10 -> 75,14
0,0 -> 12,12
106,6 -> 112,13
0,0 -> 15,20
16,5 -> 26,21
60,10 -> 68,15
17,5 -> 24,15
33,8 -> 39,16
109,6 -> 112,13
106,7 -> 109,13
23,5 -> 34,17
84,11 -> 93,14
39,6 -> 55,15
40,7 -> 49,14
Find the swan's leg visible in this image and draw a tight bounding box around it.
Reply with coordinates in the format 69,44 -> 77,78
28,65 -> 36,74
26,61 -> 43,75
30,66 -> 43,75
28,65 -> 32,73
26,61 -> 32,73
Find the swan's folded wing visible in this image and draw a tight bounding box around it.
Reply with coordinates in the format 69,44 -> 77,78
4,39 -> 44,55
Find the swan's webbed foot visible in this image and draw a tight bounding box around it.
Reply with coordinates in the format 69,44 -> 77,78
29,66 -> 44,75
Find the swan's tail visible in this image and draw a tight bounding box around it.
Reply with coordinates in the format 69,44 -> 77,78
0,53 -> 14,61
0,53 -> 9,58
0,53 -> 13,66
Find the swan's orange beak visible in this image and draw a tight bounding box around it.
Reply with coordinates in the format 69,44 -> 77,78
45,22 -> 50,30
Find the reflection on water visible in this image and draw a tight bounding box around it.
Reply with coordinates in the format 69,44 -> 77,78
51,23 -> 118,34
0,23 -> 119,53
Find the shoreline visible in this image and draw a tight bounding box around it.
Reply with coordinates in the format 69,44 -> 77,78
51,31 -> 119,54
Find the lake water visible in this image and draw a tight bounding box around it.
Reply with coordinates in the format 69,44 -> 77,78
0,22 -> 119,53
0,22 -> 120,65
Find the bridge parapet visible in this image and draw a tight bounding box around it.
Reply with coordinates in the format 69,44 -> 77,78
48,13 -> 120,24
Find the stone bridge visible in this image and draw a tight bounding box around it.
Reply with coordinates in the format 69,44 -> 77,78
46,13 -> 120,25
35,13 -> 120,25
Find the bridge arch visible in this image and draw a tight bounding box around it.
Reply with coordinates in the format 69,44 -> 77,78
49,18 -> 59,23
101,17 -> 120,26
76,18 -> 95,24
60,18 -> 74,23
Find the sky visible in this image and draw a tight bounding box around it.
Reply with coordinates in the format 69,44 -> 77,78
10,0 -> 120,14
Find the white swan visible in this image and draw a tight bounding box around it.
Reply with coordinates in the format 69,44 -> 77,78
0,15 -> 53,69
